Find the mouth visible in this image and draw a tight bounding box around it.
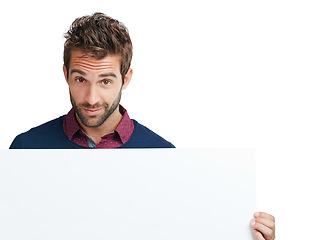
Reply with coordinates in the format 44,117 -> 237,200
83,108 -> 103,116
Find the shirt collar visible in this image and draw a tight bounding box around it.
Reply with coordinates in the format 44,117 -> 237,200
114,107 -> 134,144
63,108 -> 81,141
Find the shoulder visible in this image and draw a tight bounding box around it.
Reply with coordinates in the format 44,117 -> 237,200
20,116 -> 63,136
121,120 -> 175,148
9,116 -> 73,149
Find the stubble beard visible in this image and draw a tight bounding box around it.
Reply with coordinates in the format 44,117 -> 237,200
69,90 -> 122,128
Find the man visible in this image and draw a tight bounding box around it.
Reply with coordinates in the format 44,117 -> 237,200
10,12 -> 174,149
9,13 -> 275,239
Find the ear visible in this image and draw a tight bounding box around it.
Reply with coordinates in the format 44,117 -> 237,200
122,68 -> 133,90
63,64 -> 69,84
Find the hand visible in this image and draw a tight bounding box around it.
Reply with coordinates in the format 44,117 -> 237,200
250,212 -> 275,240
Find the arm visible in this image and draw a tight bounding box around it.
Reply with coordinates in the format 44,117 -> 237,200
250,212 -> 275,240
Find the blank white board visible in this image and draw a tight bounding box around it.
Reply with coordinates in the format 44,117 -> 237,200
0,149 -> 255,239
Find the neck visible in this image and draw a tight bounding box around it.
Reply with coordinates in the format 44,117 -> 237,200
76,106 -> 122,145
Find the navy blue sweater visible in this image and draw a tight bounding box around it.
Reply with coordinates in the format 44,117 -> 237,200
10,116 -> 175,149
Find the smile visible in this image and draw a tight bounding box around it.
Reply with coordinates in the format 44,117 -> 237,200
83,108 -> 103,115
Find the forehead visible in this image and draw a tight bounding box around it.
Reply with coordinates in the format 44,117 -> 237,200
69,50 -> 122,72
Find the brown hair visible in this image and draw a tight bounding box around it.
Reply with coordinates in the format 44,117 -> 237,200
63,12 -> 133,82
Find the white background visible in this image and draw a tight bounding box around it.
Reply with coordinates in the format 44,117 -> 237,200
0,1 -> 324,239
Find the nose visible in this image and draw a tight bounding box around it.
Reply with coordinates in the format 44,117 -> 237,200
85,84 -> 100,105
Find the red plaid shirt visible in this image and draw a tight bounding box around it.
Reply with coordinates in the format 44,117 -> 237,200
62,105 -> 134,148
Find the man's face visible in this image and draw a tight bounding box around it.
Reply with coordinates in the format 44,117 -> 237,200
63,50 -> 131,128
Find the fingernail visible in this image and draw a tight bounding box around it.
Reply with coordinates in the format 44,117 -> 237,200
250,220 -> 256,226
254,212 -> 259,217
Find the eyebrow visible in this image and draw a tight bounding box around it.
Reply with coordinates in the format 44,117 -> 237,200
70,69 -> 86,76
70,69 -> 117,78
99,73 -> 117,78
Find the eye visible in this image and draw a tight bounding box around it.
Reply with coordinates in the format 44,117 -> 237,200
101,80 -> 111,85
76,77 -> 85,83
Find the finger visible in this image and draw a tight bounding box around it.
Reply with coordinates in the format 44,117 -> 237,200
250,220 -> 274,240
255,212 -> 275,222
252,229 -> 265,240
254,216 -> 275,230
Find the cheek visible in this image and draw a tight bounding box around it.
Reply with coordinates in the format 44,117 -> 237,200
101,93 -> 116,104
69,86 -> 85,103
100,86 -> 122,103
